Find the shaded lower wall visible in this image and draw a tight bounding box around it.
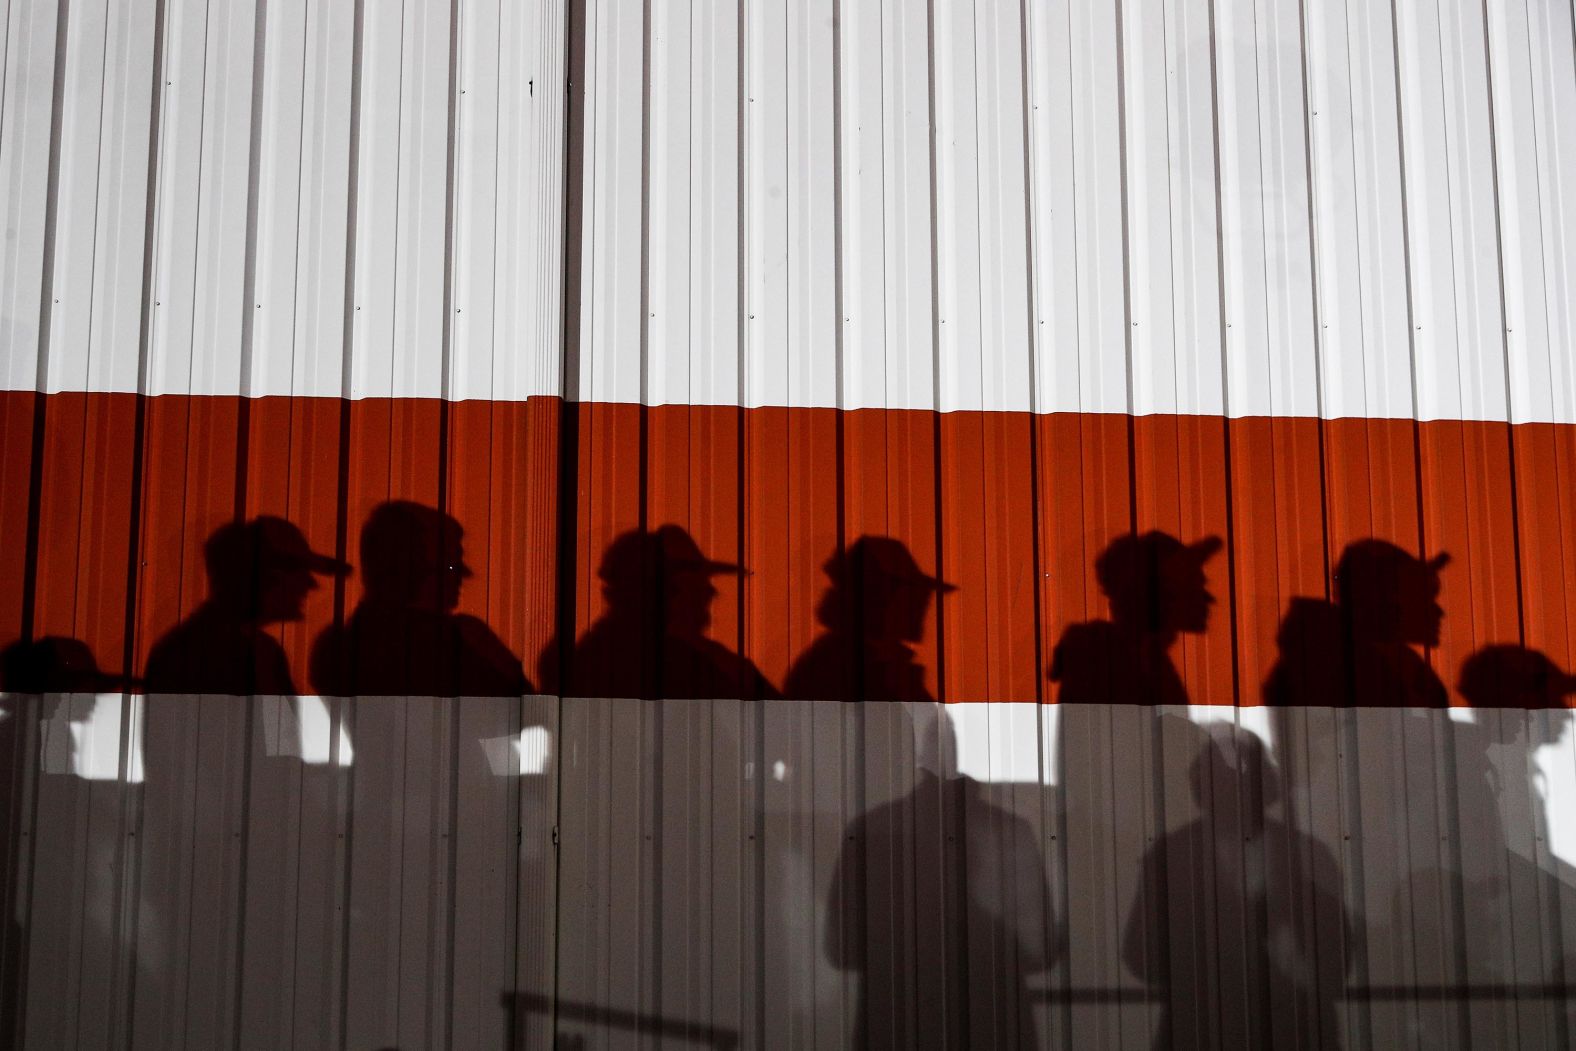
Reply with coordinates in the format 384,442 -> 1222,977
3,694 -> 1572,1050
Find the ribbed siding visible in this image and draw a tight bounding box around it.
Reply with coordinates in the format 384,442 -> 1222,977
2,1 -> 1576,1049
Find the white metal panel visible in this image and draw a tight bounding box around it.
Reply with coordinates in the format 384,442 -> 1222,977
688,0 -> 745,408
644,0 -> 692,409
489,0 -> 569,403
272,0 -> 358,400
4,0 -> 1575,419
744,0 -> 840,410
574,0 -> 645,405
250,0 -> 316,399
1062,0 -> 1132,416
84,0 -> 158,399
1023,0 -> 1082,416
187,0 -> 257,399
1395,0 -> 1508,425
840,0 -> 938,413
46,0 -> 145,397
1120,0 -> 1184,419
1499,0 -> 1576,426
144,0 -> 251,399
1216,0 -> 1323,420
1166,0 -> 1230,419
0,0 -> 60,389
447,0 -> 503,404
348,0 -> 452,402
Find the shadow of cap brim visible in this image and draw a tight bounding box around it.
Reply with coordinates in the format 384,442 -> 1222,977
1187,536 -> 1225,560
675,558 -> 749,576
297,553 -> 351,575
894,572 -> 956,593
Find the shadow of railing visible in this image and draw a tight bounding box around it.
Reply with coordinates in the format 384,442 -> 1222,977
1022,985 -> 1576,1003
503,992 -> 741,1050
504,984 -> 1575,1047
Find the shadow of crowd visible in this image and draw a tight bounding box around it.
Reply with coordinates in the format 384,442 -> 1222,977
2,502 -> 1573,1049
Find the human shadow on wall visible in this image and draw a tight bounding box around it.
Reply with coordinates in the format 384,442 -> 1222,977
0,636 -> 126,1046
824,701 -> 1056,1049
1456,646 -> 1576,1037
1048,531 -> 1221,707
311,500 -> 531,697
797,537 -> 1056,1048
134,517 -> 353,1042
1260,542 -> 1576,1040
143,516 -> 347,695
782,535 -> 954,703
1365,644 -> 1576,1044
1257,539 -> 1445,1038
1122,719 -> 1351,1050
538,525 -> 777,700
1262,539 -> 1449,711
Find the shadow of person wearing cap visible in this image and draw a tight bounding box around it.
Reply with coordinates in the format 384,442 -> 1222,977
782,536 -> 954,703
0,636 -> 131,1042
1260,540 -> 1452,870
1121,719 -> 1351,1050
144,516 -> 347,696
1333,540 -> 1450,709
310,501 -> 530,697
1381,644 -> 1576,1044
538,525 -> 777,700
1264,540 -> 1450,711
136,518 -> 347,1039
823,701 -> 1055,1049
1048,532 -> 1222,707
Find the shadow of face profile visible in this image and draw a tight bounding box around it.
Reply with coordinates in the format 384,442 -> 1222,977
1096,531 -> 1222,636
820,536 -> 956,647
1334,539 -> 1448,648
360,501 -> 471,613
596,524 -> 742,639
205,515 -> 349,624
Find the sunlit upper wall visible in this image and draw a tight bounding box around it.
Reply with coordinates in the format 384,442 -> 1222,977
0,0 -> 567,402
2,0 -> 1574,421
573,0 -> 1576,421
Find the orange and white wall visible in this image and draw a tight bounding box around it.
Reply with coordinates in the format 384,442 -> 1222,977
3,0 -> 1576,1047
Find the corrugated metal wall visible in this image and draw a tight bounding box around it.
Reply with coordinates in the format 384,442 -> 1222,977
3,0 -> 1576,1047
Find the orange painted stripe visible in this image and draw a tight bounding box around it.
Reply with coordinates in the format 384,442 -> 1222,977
0,390 -> 1570,708
1514,424 -> 1576,674
0,392 -> 40,651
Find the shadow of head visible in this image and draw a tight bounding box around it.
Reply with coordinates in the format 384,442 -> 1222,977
597,525 -> 742,637
1334,540 -> 1448,647
1458,644 -> 1576,746
815,535 -> 955,645
1182,720 -> 1283,814
1096,531 -> 1222,635
360,500 -> 468,612
0,636 -> 123,696
205,515 -> 347,623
